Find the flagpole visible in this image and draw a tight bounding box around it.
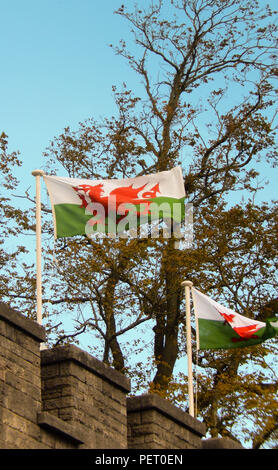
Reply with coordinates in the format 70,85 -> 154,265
32,169 -> 44,325
181,280 -> 194,417
191,287 -> 200,352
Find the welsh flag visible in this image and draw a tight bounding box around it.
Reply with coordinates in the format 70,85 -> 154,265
192,287 -> 278,350
43,167 -> 185,238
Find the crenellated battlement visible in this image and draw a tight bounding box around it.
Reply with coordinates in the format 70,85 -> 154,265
0,302 -> 242,450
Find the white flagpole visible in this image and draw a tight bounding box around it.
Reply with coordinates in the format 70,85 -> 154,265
191,287 -> 200,351
32,169 -> 44,325
191,286 -> 200,417
181,280 -> 194,417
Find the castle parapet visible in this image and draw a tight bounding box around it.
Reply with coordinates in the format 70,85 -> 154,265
0,302 -> 243,450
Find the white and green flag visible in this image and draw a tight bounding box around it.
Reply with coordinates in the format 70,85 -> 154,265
44,167 -> 185,238
192,287 -> 278,350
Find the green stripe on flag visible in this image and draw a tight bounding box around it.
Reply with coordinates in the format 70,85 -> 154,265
198,319 -> 276,350
54,204 -> 92,238
54,196 -> 185,238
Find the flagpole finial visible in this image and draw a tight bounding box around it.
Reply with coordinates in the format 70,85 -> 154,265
32,169 -> 45,177
181,280 -> 193,287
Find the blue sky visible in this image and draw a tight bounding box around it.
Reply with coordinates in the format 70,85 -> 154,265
1,0 -> 277,202
1,0 -> 136,186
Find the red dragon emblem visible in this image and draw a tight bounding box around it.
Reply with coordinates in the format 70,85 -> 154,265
72,182 -> 160,226
217,309 -> 260,342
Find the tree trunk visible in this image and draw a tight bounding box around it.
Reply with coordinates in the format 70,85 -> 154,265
152,238 -> 181,393
103,276 -> 125,372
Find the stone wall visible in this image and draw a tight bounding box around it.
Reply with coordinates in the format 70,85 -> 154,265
0,302 -> 45,448
127,394 -> 205,449
41,345 -> 130,448
0,302 -> 242,450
